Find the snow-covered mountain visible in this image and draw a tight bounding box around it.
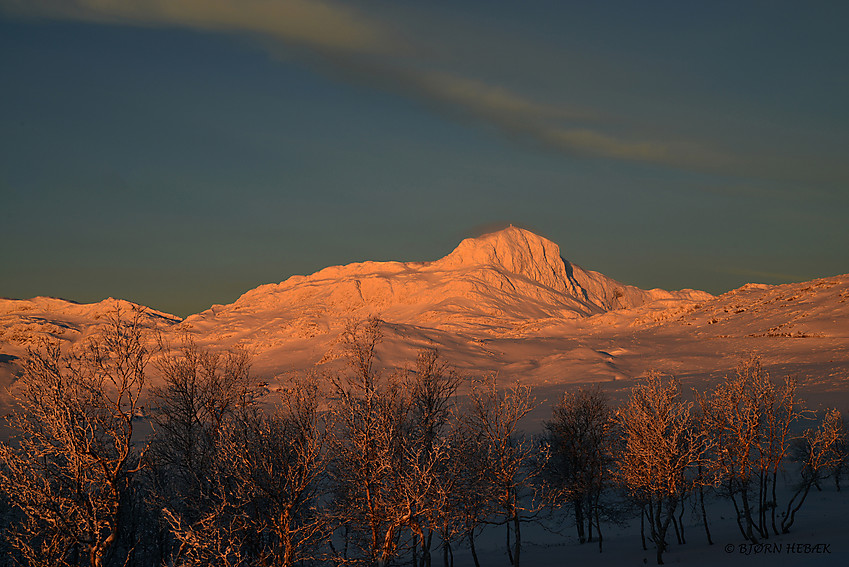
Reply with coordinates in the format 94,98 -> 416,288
0,296 -> 179,350
183,226 -> 709,341
1,227 -> 847,411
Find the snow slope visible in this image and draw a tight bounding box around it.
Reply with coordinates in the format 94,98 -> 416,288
0,296 -> 180,418
1,227 -> 847,413
174,227 -> 709,374
0,296 -> 179,347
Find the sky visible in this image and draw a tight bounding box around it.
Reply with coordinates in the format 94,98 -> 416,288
1,0 -> 847,318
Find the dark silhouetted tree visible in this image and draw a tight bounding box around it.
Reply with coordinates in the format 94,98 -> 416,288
541,386 -> 615,550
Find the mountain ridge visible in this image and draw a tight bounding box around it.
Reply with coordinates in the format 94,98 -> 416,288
208,226 -> 710,321
0,227 -> 722,352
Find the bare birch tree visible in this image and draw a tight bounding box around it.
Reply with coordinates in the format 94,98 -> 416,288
164,374 -> 330,567
0,309 -> 152,567
615,371 -> 702,565
328,317 -> 413,566
781,408 -> 845,533
328,319 -> 463,567
830,412 -> 849,491
441,424 -> 497,567
462,377 -> 538,567
697,356 -> 803,542
145,336 -> 256,563
542,387 -> 615,550
405,348 -> 460,567
148,337 -> 255,503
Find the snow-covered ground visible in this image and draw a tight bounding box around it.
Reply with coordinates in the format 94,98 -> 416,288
447,480 -> 848,567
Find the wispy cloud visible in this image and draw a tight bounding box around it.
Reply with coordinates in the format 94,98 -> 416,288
325,64 -> 735,171
2,0 -> 391,53
410,71 -> 596,124
419,73 -> 736,170
2,0 -> 736,173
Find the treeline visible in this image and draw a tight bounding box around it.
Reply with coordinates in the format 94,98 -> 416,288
0,311 -> 846,566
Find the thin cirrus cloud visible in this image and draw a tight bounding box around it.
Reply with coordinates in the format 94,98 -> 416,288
3,0 -> 391,53
3,0 -> 734,174
366,66 -> 735,172
396,70 -> 734,169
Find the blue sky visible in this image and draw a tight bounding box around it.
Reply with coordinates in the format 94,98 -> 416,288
2,0 -> 847,317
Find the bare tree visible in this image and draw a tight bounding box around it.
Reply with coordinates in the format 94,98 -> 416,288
441,424 -> 497,567
164,374 -> 330,567
697,356 -> 802,542
615,371 -> 702,565
781,408 -> 845,533
145,336 -> 256,564
405,348 -> 460,567
541,387 -> 615,550
328,317 -> 414,566
328,319 -> 464,567
462,377 -> 538,567
0,308 -> 152,567
148,336 -> 255,507
690,407 -> 717,546
830,412 -> 849,491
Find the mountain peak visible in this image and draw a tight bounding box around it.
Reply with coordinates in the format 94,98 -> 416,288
437,226 -> 572,292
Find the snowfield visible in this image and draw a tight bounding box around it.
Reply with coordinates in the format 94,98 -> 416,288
447,479 -> 849,567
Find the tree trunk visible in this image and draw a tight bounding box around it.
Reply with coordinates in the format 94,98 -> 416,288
512,509 -> 522,567
468,529 -> 481,567
506,520 -> 514,566
91,523 -> 118,567
442,540 -> 453,567
594,494 -> 603,553
421,530 -> 432,567
757,470 -> 767,538
781,481 -> 813,533
280,509 -> 294,567
647,499 -> 658,548
677,493 -> 685,544
699,484 -> 713,545
377,523 -> 399,567
739,487 -> 758,543
412,538 -> 418,567
654,499 -> 676,566
770,471 -> 780,536
574,498 -> 586,543
365,482 -> 381,563
730,491 -> 747,541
